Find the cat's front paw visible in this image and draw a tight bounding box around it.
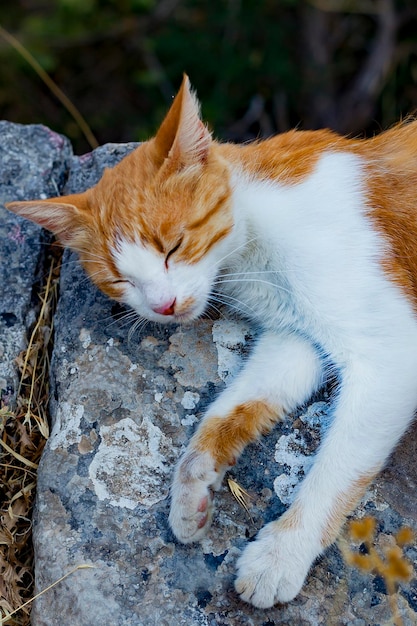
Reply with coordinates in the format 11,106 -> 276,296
235,520 -> 319,608
169,450 -> 224,543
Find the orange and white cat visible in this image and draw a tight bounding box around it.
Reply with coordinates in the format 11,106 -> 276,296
6,76 -> 417,608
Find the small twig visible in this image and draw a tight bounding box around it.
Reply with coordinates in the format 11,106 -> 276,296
17,259 -> 55,403
0,565 -> 96,624
0,439 -> 38,470
8,482 -> 36,518
0,24 -> 99,149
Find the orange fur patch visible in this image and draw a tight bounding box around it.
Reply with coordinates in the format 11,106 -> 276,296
356,123 -> 417,311
85,139 -> 235,267
193,401 -> 282,468
218,129 -> 351,185
320,471 -> 378,547
176,296 -> 196,316
276,501 -> 303,532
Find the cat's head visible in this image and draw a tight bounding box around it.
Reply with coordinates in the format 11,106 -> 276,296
6,76 -> 238,323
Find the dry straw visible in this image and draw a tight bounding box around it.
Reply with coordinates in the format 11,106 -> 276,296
0,565 -> 95,626
0,27 -> 98,621
0,253 -> 60,625
228,477 -> 254,525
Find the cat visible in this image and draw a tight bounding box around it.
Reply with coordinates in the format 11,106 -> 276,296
6,75 -> 417,609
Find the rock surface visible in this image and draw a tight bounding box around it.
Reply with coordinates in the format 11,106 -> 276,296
0,122 -> 72,407
0,123 -> 416,625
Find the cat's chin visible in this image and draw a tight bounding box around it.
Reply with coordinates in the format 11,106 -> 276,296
159,308 -> 202,325
173,311 -> 200,324
139,303 -> 204,325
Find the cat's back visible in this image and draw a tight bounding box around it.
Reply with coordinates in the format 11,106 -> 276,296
220,122 -> 417,306
222,120 -> 417,185
220,128 -> 351,185
363,118 -> 417,167
356,121 -> 417,304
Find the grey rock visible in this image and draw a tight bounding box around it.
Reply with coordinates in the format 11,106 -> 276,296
0,122 -> 72,406
0,125 -> 415,625
63,142 -> 139,194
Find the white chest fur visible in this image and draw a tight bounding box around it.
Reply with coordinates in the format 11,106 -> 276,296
225,152 -> 417,364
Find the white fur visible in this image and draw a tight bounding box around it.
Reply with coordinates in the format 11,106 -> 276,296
116,150 -> 417,606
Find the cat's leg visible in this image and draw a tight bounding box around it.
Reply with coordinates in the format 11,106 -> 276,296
235,344 -> 417,608
169,330 -> 323,543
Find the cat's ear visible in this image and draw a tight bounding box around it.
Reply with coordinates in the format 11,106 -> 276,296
154,74 -> 211,168
5,192 -> 89,246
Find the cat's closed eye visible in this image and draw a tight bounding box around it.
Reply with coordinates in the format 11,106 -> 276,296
165,238 -> 183,267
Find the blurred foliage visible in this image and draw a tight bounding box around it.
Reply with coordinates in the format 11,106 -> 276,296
0,0 -> 417,153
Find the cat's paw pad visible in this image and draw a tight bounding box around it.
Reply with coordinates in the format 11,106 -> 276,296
169,450 -> 220,543
234,523 -> 315,608
169,486 -> 214,543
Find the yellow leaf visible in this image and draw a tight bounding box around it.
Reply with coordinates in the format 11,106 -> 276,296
349,517 -> 376,543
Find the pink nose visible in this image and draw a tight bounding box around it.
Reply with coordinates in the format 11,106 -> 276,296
153,298 -> 176,316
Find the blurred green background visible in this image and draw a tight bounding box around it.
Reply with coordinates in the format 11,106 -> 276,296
0,0 -> 416,154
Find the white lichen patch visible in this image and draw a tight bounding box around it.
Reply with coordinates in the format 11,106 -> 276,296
273,436 -> 314,504
89,416 -> 170,509
299,401 -> 328,428
79,328 -> 91,349
181,413 -> 198,426
181,391 -> 200,410
49,402 -> 85,450
158,323 -> 219,387
273,402 -> 328,504
212,319 -> 251,382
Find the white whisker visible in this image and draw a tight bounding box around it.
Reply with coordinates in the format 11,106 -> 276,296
73,268 -> 110,287
69,248 -> 110,263
104,310 -> 138,330
211,290 -> 256,315
204,302 -> 227,321
128,317 -> 150,343
218,270 -> 289,277
209,293 -> 252,317
208,298 -> 241,316
211,236 -> 258,270
119,312 -> 141,330
214,277 -> 291,295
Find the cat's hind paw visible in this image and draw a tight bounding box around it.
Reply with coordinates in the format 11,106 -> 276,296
234,521 -> 316,608
169,450 -> 222,543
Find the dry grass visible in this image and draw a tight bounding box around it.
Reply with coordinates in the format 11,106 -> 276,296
0,250 -> 60,625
